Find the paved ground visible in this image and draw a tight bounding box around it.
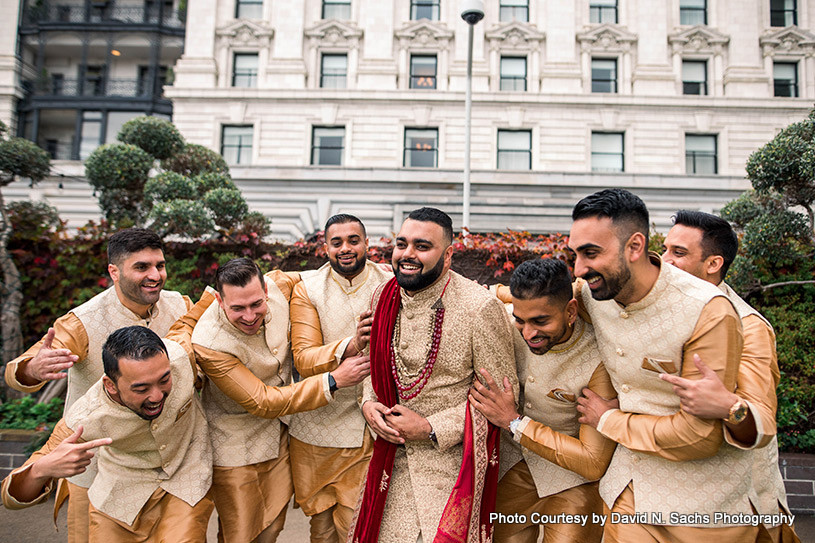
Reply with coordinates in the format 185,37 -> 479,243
0,498 -> 812,542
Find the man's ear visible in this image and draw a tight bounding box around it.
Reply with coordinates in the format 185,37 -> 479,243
214,292 -> 224,309
108,263 -> 119,283
625,232 -> 647,262
706,255 -> 725,279
444,244 -> 454,266
565,298 -> 578,325
102,375 -> 118,397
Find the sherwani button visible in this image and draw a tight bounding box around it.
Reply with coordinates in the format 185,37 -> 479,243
619,311 -> 629,319
400,342 -> 408,350
160,444 -> 166,451
525,402 -> 532,409
615,348 -> 624,356
273,348 -> 278,355
621,384 -> 631,393
151,423 -> 158,431
527,376 -> 535,383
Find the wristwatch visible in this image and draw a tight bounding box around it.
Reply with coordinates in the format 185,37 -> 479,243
725,398 -> 748,425
328,373 -> 338,394
428,428 -> 438,444
508,416 -> 523,436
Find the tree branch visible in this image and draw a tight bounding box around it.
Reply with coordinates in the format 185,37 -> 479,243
759,280 -> 815,292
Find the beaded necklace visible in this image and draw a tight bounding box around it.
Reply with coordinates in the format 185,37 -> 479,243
389,275 -> 451,400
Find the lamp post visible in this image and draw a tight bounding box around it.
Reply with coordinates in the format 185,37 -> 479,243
460,1 -> 484,237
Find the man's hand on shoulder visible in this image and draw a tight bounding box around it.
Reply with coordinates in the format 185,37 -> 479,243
331,354 -> 371,389
362,401 -> 404,444
22,328 -> 79,384
577,388 -> 620,429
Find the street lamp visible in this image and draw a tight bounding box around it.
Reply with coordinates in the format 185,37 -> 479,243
460,0 -> 484,237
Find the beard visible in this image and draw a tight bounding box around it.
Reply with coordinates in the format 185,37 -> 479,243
395,255 -> 445,292
329,252 -> 366,277
526,325 -> 571,355
118,276 -> 164,307
584,255 -> 631,301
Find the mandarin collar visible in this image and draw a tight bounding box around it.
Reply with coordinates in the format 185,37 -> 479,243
400,270 -> 451,308
112,289 -> 160,323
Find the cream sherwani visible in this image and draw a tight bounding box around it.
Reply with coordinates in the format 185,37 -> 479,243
288,261 -> 392,540
496,315 -> 616,543
361,270 -> 518,543
192,270 -> 333,543
718,282 -> 796,542
582,254 -> 757,542
2,339 -> 214,542
3,287 -> 191,543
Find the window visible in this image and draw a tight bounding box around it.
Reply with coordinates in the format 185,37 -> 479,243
773,62 -> 798,97
680,0 -> 706,25
138,66 -> 169,96
591,58 -> 617,93
221,126 -> 253,165
682,60 -> 707,95
321,54 -> 347,88
83,65 -> 105,96
232,53 -> 258,87
770,0 -> 797,26
500,57 -> 527,91
411,0 -> 439,21
404,128 -> 438,167
322,0 -> 351,19
410,55 -> 437,89
499,0 -> 528,22
236,0 -> 263,19
590,0 -> 618,24
685,134 -> 717,174
591,132 -> 624,172
79,111 -> 102,160
312,127 -> 345,165
497,130 -> 531,170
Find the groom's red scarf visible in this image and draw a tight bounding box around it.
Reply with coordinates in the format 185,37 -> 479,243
348,277 -> 500,543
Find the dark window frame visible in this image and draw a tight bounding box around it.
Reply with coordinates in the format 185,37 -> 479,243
589,0 -> 618,24
311,126 -> 346,166
773,61 -> 799,97
320,53 -> 348,88
682,60 -> 708,95
231,53 -> 259,88
410,55 -> 437,89
685,134 -> 718,175
591,131 -> 625,173
499,0 -> 529,22
404,127 -> 439,168
770,0 -> 797,26
411,0 -> 440,21
235,0 -> 263,19
591,58 -> 617,93
221,125 -> 254,165
497,129 -> 532,170
500,56 -> 527,91
680,0 -> 707,25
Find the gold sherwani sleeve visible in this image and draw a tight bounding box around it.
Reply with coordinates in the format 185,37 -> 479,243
724,314 -> 779,450
2,419 -> 74,509
5,313 -> 89,393
195,344 -> 330,419
266,269 -> 301,301
519,363 -> 618,481
290,281 -> 345,377
597,296 -> 743,461
165,290 -> 216,366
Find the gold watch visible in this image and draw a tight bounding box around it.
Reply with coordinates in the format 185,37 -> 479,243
725,398 -> 748,425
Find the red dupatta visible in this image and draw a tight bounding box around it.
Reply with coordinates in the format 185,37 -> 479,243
347,277 -> 500,543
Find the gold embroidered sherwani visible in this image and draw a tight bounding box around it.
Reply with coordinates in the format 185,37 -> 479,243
496,315 -> 616,543
289,261 -> 392,541
718,282 -> 796,542
192,270 -> 333,543
3,287 -> 191,543
3,338 -> 214,542
360,270 -> 518,543
582,254 -> 757,542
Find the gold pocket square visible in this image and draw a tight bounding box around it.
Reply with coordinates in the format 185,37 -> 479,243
547,388 -> 576,403
641,357 -> 677,374
175,400 -> 192,421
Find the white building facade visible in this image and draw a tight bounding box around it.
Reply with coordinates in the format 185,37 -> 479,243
8,0 -> 815,239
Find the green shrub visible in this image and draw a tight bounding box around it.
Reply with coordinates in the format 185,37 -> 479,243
85,143 -> 153,191
0,136 -> 51,186
6,200 -> 62,239
117,116 -> 184,160
204,187 -> 249,229
144,171 -> 197,206
148,199 -> 215,238
0,396 -> 64,429
161,143 -> 230,177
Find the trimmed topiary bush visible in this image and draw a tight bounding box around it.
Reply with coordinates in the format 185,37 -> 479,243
161,143 -> 230,177
117,116 -> 184,160
204,188 -> 249,229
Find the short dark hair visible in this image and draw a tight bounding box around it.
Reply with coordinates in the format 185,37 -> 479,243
510,258 -> 573,306
673,210 -> 739,279
214,257 -> 264,294
407,207 -> 453,245
107,228 -> 164,265
325,214 -> 366,238
572,189 -> 650,245
102,326 -> 168,382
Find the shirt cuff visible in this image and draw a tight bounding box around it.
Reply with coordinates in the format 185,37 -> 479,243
513,416 -> 532,442
321,372 -> 333,403
336,336 -> 353,362
3,464 -> 54,508
596,408 -> 620,436
723,399 -> 764,450
5,360 -> 46,394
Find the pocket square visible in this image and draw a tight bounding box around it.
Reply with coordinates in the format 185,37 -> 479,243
547,388 -> 576,403
641,357 -> 677,374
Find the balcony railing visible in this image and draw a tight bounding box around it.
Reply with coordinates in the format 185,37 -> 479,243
27,77 -> 168,98
23,4 -> 184,28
